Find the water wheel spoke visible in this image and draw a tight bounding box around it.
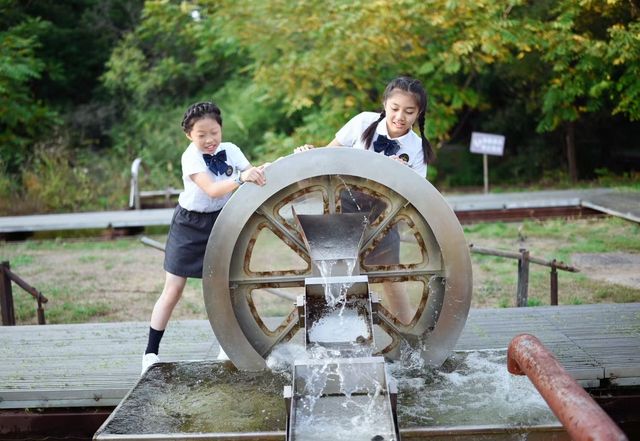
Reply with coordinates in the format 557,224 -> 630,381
376,305 -> 416,336
234,287 -> 299,357
322,175 -> 338,214
364,267 -> 441,279
360,200 -> 409,255
258,309 -> 301,356
231,273 -> 308,286
255,207 -> 309,258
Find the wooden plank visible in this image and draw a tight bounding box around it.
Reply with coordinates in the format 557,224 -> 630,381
1,304 -> 639,409
0,209 -> 174,233
581,191 -> 640,223
2,188 -> 633,234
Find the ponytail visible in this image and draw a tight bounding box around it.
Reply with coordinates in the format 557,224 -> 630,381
360,111 -> 386,149
418,112 -> 435,164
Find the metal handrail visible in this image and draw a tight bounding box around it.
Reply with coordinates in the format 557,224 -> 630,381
129,157 -> 180,210
129,157 -> 143,210
469,244 -> 579,306
1,261 -> 48,325
507,333 -> 627,441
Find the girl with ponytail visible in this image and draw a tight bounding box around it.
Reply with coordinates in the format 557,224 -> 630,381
295,75 -> 435,177
294,76 -> 434,324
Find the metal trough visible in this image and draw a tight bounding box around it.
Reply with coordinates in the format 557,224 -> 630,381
285,357 -> 399,441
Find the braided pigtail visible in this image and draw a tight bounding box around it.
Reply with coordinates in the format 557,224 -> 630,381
181,101 -> 222,133
418,112 -> 435,164
360,111 -> 386,149
380,76 -> 433,164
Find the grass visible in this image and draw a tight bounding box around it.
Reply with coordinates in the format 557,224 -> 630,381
13,284 -> 112,324
463,217 -> 640,308
1,216 -> 639,324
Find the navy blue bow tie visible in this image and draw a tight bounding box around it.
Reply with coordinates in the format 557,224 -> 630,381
373,135 -> 400,156
203,150 -> 228,175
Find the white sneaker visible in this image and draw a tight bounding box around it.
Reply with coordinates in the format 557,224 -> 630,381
141,352 -> 160,375
217,347 -> 229,360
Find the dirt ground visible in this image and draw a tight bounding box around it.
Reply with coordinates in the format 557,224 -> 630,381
571,252 -> 640,289
2,235 -> 639,324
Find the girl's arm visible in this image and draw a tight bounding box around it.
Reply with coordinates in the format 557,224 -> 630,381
191,165 -> 266,198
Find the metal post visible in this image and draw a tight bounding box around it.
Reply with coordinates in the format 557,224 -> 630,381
37,297 -> 46,325
483,154 -> 489,194
508,334 -> 628,441
550,264 -> 558,306
0,261 -> 16,326
129,157 -> 142,210
516,249 -> 530,307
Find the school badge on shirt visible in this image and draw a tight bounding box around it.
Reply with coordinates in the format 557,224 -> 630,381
225,165 -> 233,176
399,153 -> 410,163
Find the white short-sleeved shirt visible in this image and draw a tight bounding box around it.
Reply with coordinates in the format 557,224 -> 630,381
178,142 -> 251,212
335,111 -> 427,177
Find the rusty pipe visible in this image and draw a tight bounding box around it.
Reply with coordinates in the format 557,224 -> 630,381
507,333 -> 627,441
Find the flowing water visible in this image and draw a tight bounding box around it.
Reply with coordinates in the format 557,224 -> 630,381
99,176 -> 557,438
392,349 -> 558,428
98,349 -> 557,436
307,307 -> 371,343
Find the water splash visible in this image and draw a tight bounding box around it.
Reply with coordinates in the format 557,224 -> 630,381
336,174 -> 361,212
291,359 -> 396,441
390,350 -> 558,428
307,308 -> 371,343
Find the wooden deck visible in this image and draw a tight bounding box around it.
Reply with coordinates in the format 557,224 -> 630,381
1,303 -> 638,410
1,188 -> 637,235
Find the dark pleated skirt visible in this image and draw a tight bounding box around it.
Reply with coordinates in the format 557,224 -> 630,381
163,205 -> 221,279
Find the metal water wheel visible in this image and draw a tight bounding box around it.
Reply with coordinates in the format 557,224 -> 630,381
203,148 -> 472,370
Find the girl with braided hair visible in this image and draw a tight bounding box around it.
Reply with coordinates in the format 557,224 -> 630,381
294,76 -> 434,324
142,101 -> 266,374
295,75 -> 435,175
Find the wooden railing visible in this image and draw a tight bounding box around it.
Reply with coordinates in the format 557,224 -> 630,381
469,244 -> 579,307
0,261 -> 48,325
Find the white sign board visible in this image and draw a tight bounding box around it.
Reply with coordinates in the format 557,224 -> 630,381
470,132 -> 505,156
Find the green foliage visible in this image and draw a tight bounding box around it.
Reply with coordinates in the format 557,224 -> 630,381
210,0 -> 526,144
0,16 -> 59,172
0,133 -> 129,215
527,298 -> 543,307
1,0 -> 639,214
534,1 -> 640,132
102,0 -> 243,105
212,80 -> 296,160
595,168 -> 640,190
569,296 -> 584,305
109,103 -> 185,190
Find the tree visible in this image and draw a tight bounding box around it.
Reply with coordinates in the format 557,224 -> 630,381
533,1 -> 640,181
207,0 -> 533,146
0,14 -> 58,173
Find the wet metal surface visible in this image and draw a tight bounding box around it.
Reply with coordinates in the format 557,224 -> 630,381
94,352 -> 574,440
96,361 -> 289,436
296,212 -> 368,273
